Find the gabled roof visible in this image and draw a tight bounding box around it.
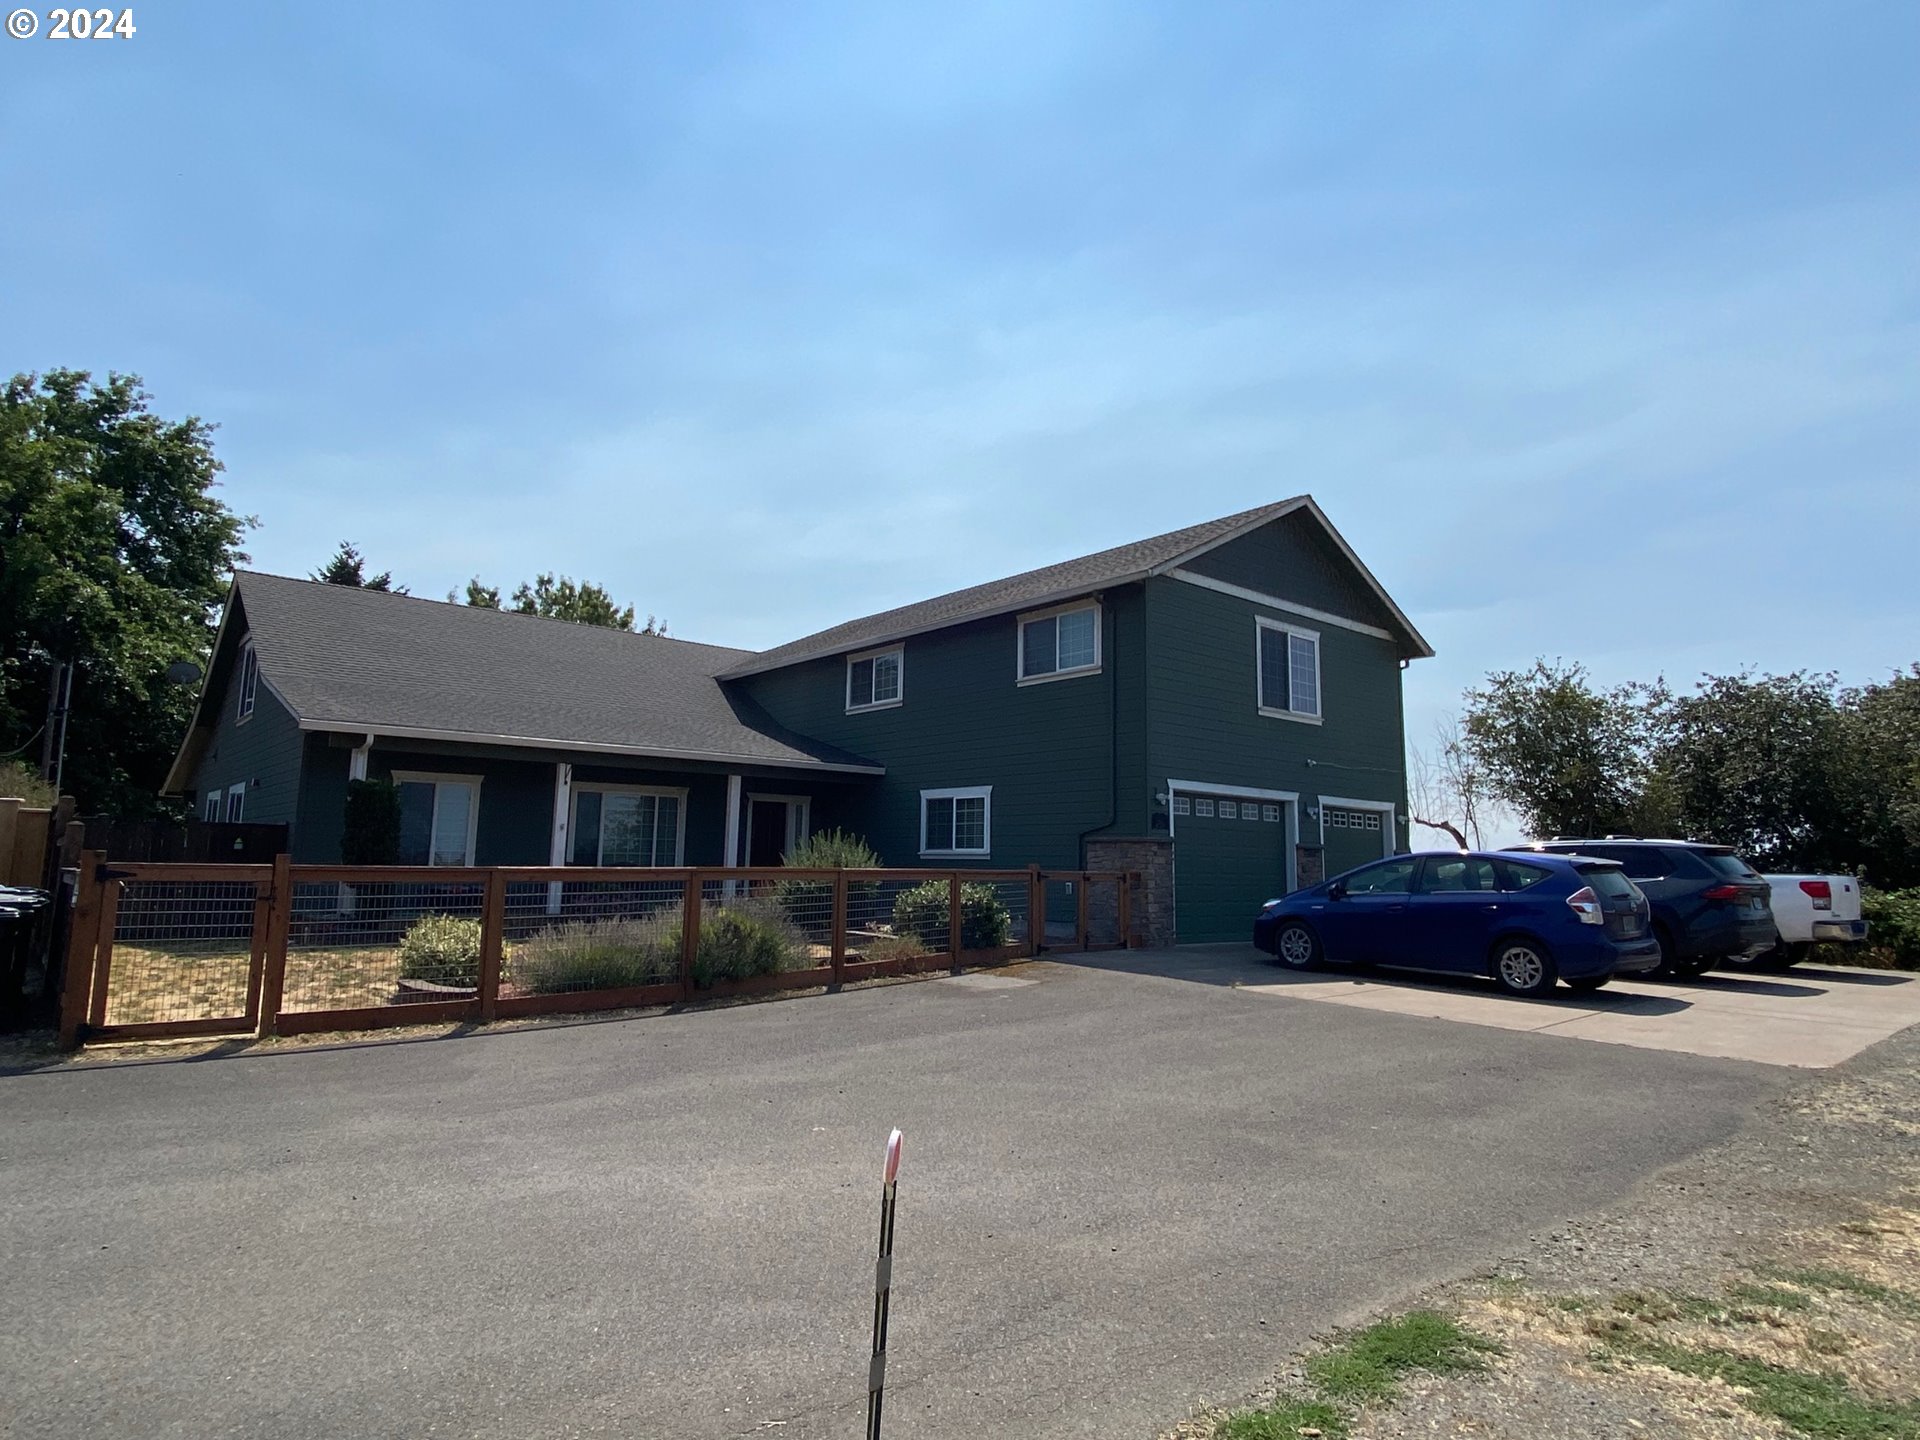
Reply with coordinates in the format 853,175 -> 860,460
162,574 -> 883,791
720,495 -> 1431,677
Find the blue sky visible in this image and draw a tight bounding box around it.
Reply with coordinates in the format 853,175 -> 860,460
6,1 -> 1916,793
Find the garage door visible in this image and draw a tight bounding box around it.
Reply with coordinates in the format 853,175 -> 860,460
1173,793 -> 1291,943
1321,805 -> 1388,880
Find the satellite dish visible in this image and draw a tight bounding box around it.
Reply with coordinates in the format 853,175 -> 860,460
165,660 -> 204,686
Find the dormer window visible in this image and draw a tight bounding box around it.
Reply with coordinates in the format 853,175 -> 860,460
846,646 -> 903,712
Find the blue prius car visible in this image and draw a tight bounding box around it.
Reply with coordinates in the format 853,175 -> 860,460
1252,850 -> 1662,997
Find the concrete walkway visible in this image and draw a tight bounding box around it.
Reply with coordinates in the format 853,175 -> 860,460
1085,945 -> 1920,1068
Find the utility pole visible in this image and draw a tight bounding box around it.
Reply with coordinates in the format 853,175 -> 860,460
39,659 -> 73,792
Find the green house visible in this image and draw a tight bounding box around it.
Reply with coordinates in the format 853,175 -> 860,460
164,496 -> 1431,942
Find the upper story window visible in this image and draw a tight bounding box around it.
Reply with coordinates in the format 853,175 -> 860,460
846,646 -> 903,712
1256,618 -> 1320,722
921,785 -> 991,857
1018,601 -> 1100,684
236,640 -> 259,721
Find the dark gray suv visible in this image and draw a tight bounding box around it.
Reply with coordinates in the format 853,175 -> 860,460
1502,839 -> 1776,979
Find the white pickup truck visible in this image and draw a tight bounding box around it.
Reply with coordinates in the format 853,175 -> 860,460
1756,873 -> 1869,966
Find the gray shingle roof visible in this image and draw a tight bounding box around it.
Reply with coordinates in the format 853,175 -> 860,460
233,573 -> 882,773
721,497 -> 1319,677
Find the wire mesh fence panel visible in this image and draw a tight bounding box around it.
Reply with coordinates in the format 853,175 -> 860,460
502,876 -> 687,998
694,875 -> 833,987
103,880 -> 258,1026
958,877 -> 1030,962
1084,875 -> 1124,947
843,874 -> 954,968
1041,878 -> 1082,949
282,879 -> 484,1012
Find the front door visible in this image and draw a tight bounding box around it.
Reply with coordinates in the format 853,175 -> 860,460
745,796 -> 809,867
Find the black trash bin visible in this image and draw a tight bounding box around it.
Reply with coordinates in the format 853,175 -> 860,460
0,884 -> 52,1031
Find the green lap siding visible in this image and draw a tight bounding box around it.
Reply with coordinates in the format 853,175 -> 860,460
737,601 -> 1127,870
186,681 -> 306,826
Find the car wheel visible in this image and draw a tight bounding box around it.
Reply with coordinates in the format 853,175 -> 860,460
1273,920 -> 1321,970
1757,941 -> 1809,971
1650,925 -> 1705,981
1567,976 -> 1609,993
1491,938 -> 1558,998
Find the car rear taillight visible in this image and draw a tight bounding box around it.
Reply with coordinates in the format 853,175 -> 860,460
1565,886 -> 1605,925
1799,879 -> 1833,911
1702,883 -> 1743,902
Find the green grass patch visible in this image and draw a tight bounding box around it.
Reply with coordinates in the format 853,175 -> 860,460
1764,1266 -> 1920,1319
1726,1280 -> 1815,1312
1304,1311 -> 1501,1402
1624,1337 -> 1920,1440
1212,1310 -> 1501,1439
1214,1397 -> 1347,1439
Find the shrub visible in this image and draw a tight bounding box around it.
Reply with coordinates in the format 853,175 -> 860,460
892,881 -> 1012,951
692,898 -> 811,987
397,912 -> 483,986
1861,887 -> 1920,969
774,829 -> 882,928
342,779 -> 401,864
0,760 -> 58,807
862,933 -> 930,964
511,914 -> 679,994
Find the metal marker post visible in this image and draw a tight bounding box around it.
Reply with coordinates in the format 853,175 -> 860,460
867,1128 -> 903,1440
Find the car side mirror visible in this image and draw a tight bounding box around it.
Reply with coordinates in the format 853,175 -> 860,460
1327,880 -> 1348,901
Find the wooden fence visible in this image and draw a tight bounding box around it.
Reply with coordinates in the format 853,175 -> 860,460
58,856 -> 1138,1047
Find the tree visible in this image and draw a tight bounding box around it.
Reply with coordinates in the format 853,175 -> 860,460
311,541 -> 403,592
507,573 -> 661,633
1647,671 -> 1848,871
1461,660 -> 1663,839
1408,716 -> 1487,850
455,577 -> 501,609
0,369 -> 250,813
1838,667 -> 1920,888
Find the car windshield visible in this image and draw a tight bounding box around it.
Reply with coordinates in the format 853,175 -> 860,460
1702,853 -> 1761,880
1577,865 -> 1637,898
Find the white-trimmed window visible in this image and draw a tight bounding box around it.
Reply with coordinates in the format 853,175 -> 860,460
921,785 -> 991,857
1018,601 -> 1101,683
1219,800 -> 1237,819
1170,796 -> 1191,816
236,640 -> 259,721
569,784 -> 686,867
847,647 -> 904,712
393,771 -> 482,867
225,782 -> 247,822
1256,618 -> 1321,721
204,791 -> 221,822
1194,798 -> 1215,817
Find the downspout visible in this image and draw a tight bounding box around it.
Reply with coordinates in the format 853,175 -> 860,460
1077,594 -> 1119,867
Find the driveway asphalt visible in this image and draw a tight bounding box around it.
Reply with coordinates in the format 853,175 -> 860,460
1,954 -> 1798,1440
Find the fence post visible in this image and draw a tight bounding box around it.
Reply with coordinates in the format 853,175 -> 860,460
830,870 -> 848,988
947,874 -> 962,971
256,853 -> 292,1038
85,878 -> 123,1030
479,869 -> 505,1022
1076,873 -> 1090,951
56,852 -> 105,1048
680,873 -> 702,998
1028,864 -> 1044,956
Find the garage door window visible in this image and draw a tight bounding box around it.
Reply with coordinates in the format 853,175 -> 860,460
1325,808 -> 1382,832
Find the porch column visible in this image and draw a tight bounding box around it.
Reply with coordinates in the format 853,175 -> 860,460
547,762 -> 572,915
722,774 -> 743,897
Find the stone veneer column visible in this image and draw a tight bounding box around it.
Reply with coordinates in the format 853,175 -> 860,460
1084,836 -> 1174,949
